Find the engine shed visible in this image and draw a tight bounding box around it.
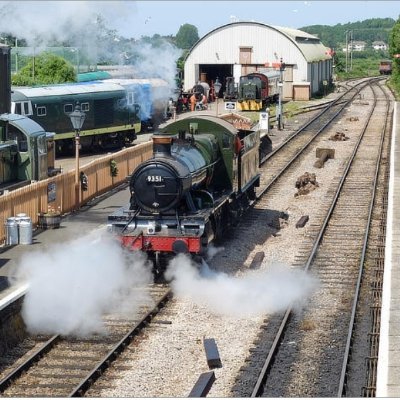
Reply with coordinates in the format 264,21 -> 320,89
184,21 -> 333,101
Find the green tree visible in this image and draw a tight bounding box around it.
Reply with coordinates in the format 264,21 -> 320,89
389,16 -> 400,96
175,24 -> 199,49
12,52 -> 76,86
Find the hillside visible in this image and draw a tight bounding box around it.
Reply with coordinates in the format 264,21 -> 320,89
300,18 -> 395,49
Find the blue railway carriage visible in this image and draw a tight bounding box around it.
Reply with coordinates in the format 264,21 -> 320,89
11,81 -> 141,154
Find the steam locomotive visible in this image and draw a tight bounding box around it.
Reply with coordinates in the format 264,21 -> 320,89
107,115 -> 262,268
237,71 -> 280,111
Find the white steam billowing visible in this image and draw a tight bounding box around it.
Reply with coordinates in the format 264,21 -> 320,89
0,1 -> 182,86
0,1 -> 137,46
10,230 -> 154,337
165,254 -> 318,317
1,1 -> 182,124
10,224 -> 316,337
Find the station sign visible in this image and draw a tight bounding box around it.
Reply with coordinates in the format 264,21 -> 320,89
224,102 -> 236,111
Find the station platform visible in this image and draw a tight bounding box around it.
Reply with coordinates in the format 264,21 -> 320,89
0,183 -> 130,310
377,101 -> 400,397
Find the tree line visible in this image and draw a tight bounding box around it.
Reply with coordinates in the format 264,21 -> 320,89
300,18 -> 396,50
1,23 -> 200,86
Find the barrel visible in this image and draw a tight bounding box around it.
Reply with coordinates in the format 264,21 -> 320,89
18,218 -> 33,245
4,217 -> 18,246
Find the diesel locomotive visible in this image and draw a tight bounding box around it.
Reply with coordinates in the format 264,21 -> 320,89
237,71 -> 280,111
379,60 -> 392,75
11,78 -> 170,154
107,115 -> 262,268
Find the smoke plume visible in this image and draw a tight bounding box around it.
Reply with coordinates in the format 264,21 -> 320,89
10,229 -> 154,337
165,254 -> 318,317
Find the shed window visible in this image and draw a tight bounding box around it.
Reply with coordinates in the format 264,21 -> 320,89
37,106 -> 47,116
81,102 -> 89,112
239,47 -> 252,64
64,104 -> 73,113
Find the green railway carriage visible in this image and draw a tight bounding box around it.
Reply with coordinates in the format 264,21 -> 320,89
11,81 -> 141,153
0,113 -> 56,190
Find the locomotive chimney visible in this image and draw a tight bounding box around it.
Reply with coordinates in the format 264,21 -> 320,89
152,135 -> 172,156
0,44 -> 11,114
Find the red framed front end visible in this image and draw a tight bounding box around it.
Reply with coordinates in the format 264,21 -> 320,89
120,234 -> 202,254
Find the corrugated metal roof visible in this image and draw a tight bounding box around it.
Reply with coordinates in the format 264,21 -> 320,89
12,81 -> 125,97
188,21 -> 331,63
106,78 -> 169,88
273,25 -> 331,62
77,71 -> 112,82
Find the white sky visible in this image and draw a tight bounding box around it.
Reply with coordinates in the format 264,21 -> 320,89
0,1 -> 398,42
123,1 -> 400,38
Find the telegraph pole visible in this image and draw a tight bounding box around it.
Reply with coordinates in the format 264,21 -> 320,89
278,58 -> 286,130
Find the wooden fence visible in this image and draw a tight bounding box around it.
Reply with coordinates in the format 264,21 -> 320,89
0,142 -> 152,244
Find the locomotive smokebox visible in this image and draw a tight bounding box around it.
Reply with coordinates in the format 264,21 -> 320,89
0,44 -> 11,114
153,135 -> 172,156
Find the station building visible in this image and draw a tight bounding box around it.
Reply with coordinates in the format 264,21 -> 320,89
183,21 -> 333,101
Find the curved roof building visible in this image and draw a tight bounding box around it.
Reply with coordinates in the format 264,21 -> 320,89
184,22 -> 333,100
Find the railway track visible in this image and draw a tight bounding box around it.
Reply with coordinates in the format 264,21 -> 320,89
228,79 -> 392,396
258,77 -> 380,188
0,285 -> 171,397
0,78 -> 392,397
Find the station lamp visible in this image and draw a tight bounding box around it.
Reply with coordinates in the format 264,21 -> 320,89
68,102 -> 86,208
214,77 -> 222,116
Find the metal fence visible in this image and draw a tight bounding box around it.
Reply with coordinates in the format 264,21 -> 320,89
0,142 -> 152,244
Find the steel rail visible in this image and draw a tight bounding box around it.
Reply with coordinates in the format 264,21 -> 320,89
69,289 -> 173,397
337,83 -> 391,397
0,335 -> 60,392
250,78 -> 383,397
257,79 -> 372,196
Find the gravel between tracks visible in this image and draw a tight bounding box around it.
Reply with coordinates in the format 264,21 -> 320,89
90,87 -> 378,397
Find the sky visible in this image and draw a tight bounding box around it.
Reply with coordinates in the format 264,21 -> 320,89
126,1 -> 400,38
0,1 -> 399,43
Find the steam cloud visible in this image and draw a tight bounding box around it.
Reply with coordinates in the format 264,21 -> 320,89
10,229 -> 154,337
0,1 -> 137,47
0,1 -> 182,124
165,254 -> 318,317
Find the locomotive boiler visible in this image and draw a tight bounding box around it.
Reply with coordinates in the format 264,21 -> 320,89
107,115 -> 261,268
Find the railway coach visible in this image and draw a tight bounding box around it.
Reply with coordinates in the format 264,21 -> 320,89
11,81 -> 141,154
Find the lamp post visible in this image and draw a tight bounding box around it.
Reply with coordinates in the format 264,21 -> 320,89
278,58 -> 286,130
214,77 -> 222,116
68,103 -> 86,209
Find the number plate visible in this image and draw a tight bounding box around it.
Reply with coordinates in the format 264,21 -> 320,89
147,175 -> 164,183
